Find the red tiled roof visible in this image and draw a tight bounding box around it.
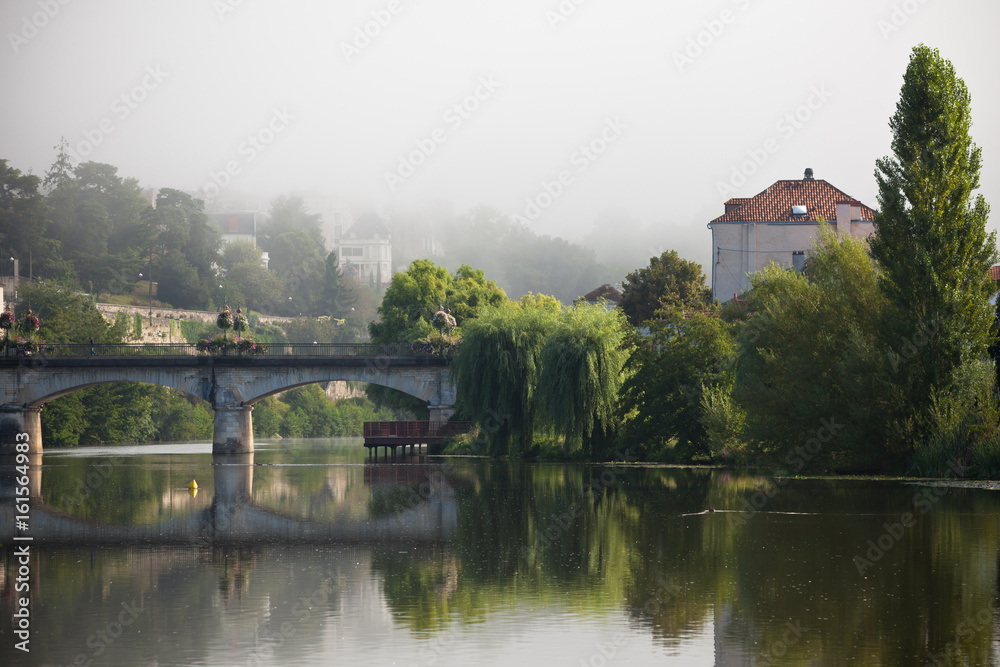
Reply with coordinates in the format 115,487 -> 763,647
582,284 -> 623,302
711,179 -> 877,224
989,265 -> 1000,281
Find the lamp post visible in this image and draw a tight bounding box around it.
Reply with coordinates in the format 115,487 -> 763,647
147,245 -> 153,325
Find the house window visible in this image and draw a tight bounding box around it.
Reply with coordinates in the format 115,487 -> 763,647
342,247 -> 363,257
792,251 -> 806,272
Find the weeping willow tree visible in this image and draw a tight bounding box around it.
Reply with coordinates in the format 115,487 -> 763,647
452,295 -> 561,456
538,303 -> 632,456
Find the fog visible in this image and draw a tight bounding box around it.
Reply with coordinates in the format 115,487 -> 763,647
3,0 -> 999,270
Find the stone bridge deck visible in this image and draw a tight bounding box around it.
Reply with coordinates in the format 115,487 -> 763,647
0,345 -> 455,455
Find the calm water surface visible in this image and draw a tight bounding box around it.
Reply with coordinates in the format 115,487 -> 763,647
2,439 -> 1000,666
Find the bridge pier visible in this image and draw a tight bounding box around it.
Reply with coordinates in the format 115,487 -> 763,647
0,405 -> 42,455
213,405 -> 254,455
429,405 -> 455,426
213,453 -> 254,503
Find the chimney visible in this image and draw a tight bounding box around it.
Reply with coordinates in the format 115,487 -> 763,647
804,168 -> 814,180
836,200 -> 852,240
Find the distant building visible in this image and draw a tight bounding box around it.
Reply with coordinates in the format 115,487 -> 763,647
707,169 -> 877,302
336,213 -> 392,287
579,284 -> 623,309
208,212 -> 269,268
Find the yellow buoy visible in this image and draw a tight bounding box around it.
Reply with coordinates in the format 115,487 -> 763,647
188,487 -> 198,498
188,480 -> 198,490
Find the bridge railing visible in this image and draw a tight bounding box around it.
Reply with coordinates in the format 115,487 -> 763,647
5,342 -> 432,358
364,421 -> 472,439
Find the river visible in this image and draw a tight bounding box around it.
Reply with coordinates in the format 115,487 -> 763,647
2,438 -> 999,665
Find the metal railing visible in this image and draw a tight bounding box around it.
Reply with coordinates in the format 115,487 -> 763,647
2,342 -> 435,358
364,421 -> 472,439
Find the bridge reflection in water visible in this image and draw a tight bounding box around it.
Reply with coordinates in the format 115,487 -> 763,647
0,453 -> 456,544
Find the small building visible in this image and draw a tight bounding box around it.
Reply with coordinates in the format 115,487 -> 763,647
579,284 -> 623,309
336,213 -> 392,287
208,212 -> 269,268
707,169 -> 877,302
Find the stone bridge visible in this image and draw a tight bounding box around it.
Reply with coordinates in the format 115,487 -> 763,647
0,452 -> 457,544
0,353 -> 454,455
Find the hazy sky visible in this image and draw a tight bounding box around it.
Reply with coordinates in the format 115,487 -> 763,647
3,0 -> 999,268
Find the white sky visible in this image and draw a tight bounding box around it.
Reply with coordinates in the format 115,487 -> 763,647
2,0 -> 998,269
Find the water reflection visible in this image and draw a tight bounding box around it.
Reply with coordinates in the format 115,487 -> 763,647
1,444 -> 999,665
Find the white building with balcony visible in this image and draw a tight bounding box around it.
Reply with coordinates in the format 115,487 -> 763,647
336,214 -> 392,288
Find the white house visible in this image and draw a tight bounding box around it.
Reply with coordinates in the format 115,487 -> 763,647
707,169 -> 877,302
208,212 -> 269,268
336,213 -> 392,288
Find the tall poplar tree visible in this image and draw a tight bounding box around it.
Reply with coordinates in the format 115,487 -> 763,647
869,45 -> 996,427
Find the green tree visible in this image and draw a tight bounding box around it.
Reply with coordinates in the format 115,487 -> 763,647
264,194 -> 325,248
869,44 -> 997,447
144,189 -> 220,309
319,251 -> 359,318
267,230 -> 325,315
452,297 -> 561,456
17,284 -> 118,344
0,159 -> 57,275
619,308 -> 734,461
729,228 -> 904,471
367,259 -> 506,417
218,239 -> 283,311
618,250 -> 711,326
537,303 -> 632,456
369,259 -> 506,345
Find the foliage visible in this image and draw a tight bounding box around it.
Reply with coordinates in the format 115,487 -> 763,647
42,384 -> 158,445
232,308 -> 248,335
452,298 -> 561,456
908,359 -> 1000,476
367,259 -> 506,345
216,305 -> 233,332
17,284 -> 116,344
368,259 -> 505,416
432,308 -> 457,333
18,309 -> 40,334
263,194 -> 325,248
218,240 -> 284,311
43,385 -> 213,446
869,44 -> 997,447
411,332 -> 460,357
251,385 -> 395,438
619,308 -> 734,461
618,250 -> 711,326
729,228 -> 905,472
699,383 -> 747,463
1,158 -> 58,275
143,189 -> 220,309
195,335 -> 267,355
537,303 -> 632,456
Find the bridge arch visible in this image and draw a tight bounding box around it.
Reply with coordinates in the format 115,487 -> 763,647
0,357 -> 455,455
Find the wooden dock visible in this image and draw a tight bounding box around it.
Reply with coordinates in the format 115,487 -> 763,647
363,421 -> 471,460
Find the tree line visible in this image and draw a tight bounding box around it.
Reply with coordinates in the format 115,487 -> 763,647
388,45 -> 998,476
1,146 -> 372,337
